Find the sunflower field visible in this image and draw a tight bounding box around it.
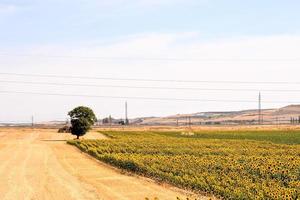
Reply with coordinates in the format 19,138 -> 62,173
68,130 -> 300,200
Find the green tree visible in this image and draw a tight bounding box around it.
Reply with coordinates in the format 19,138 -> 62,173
68,106 -> 97,139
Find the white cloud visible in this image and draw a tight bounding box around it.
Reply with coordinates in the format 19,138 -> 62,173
1,33 -> 300,121
80,0 -> 196,11
133,0 -> 188,7
3,32 -> 300,82
0,4 -> 18,14
3,32 -> 300,77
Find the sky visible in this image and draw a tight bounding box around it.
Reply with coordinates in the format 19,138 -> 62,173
1,0 -> 300,122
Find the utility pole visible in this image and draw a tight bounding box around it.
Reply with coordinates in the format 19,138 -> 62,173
125,101 -> 129,125
186,116 -> 188,126
31,115 -> 34,127
258,92 -> 262,125
109,115 -> 112,127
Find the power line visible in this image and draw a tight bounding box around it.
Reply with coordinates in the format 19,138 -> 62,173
258,92 -> 262,125
0,53 -> 299,62
0,90 -> 298,104
0,90 -> 255,102
1,80 -> 300,92
1,72 -> 300,85
125,101 -> 129,125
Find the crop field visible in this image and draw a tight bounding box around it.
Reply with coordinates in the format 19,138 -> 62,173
68,129 -> 300,200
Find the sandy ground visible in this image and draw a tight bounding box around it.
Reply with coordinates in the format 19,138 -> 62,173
0,128 -> 205,200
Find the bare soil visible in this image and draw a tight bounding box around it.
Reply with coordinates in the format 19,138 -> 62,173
0,128 -> 204,200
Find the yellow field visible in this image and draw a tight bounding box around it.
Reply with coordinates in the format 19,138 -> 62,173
70,125 -> 300,200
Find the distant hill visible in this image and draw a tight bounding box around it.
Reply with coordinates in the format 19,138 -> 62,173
15,105 -> 300,127
131,105 -> 300,126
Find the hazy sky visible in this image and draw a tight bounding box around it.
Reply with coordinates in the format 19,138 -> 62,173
1,0 -> 300,122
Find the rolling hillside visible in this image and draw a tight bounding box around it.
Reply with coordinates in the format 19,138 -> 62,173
132,105 -> 300,125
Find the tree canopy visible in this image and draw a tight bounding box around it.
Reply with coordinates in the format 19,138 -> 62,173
68,106 -> 97,139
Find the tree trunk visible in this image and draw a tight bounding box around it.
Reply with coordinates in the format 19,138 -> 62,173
77,135 -> 79,140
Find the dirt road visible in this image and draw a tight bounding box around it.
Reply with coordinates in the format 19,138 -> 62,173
0,128 -> 202,200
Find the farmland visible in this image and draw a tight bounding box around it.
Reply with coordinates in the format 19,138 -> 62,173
68,129 -> 300,200
0,128 -> 192,200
